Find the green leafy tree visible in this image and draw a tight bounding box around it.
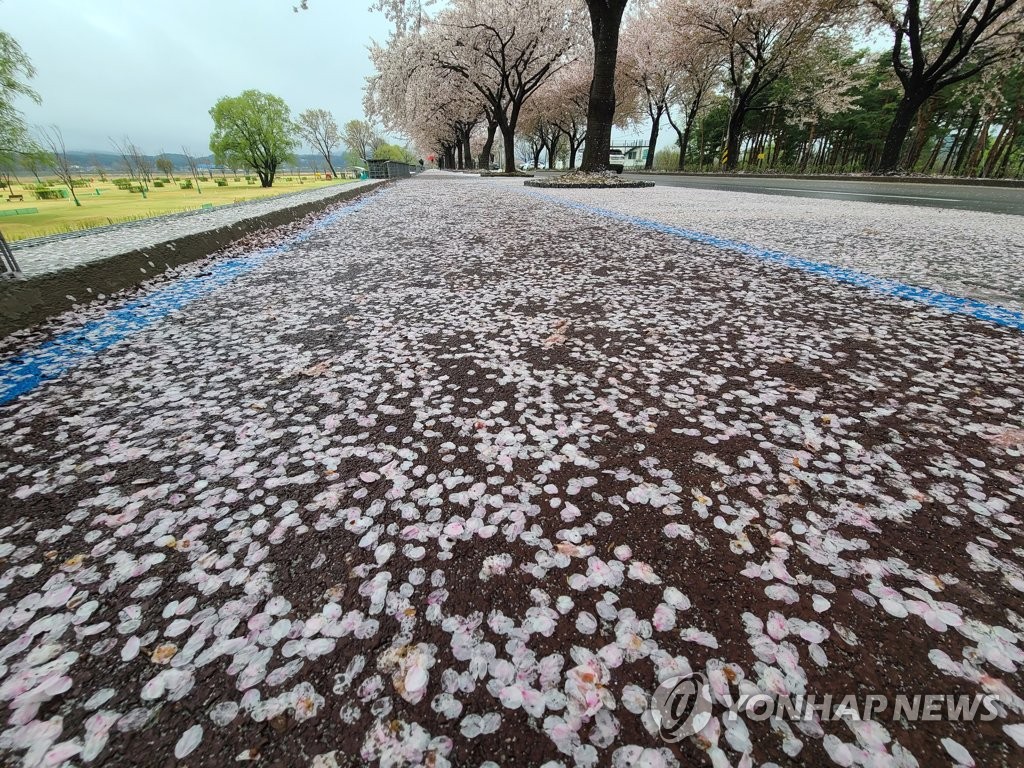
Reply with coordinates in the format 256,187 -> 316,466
0,30 -> 40,190
209,90 -> 297,187
156,155 -> 175,181
373,142 -> 417,163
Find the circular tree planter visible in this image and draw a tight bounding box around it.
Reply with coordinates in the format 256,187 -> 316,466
524,170 -> 654,189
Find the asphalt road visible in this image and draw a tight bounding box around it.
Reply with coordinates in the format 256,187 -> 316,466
534,170 -> 1024,215
2,175 -> 1024,767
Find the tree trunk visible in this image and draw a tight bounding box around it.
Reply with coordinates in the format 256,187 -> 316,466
877,90 -> 928,173
456,140 -> 464,170
568,137 -> 580,169
580,0 -> 628,172
669,126 -> 685,170
462,132 -> 474,170
479,121 -> 498,169
953,111 -> 980,174
982,122 -> 1008,177
548,134 -> 561,169
939,122 -> 962,174
995,121 -> 1019,178
903,100 -> 934,170
645,105 -> 663,170
724,97 -> 746,171
502,125 -> 516,174
922,131 -> 944,173
681,101 -> 701,171
966,119 -> 990,175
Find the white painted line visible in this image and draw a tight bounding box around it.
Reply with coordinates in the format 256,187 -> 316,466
764,187 -> 961,203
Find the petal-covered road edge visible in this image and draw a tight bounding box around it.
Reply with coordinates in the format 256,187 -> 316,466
1,172 -> 1023,767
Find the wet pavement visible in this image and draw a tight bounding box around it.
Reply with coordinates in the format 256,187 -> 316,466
1,172 -> 1023,767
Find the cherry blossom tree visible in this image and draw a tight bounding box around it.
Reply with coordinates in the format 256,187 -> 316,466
544,59 -> 593,168
662,28 -> 723,170
366,0 -> 646,175
366,27 -> 487,169
429,0 -> 585,173
618,1 -> 680,169
678,0 -> 852,170
365,0 -> 582,173
867,0 -> 1024,172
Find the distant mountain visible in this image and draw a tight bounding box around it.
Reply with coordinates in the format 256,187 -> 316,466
38,150 -> 355,174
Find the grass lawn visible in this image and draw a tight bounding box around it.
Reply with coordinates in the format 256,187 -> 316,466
0,175 -> 358,241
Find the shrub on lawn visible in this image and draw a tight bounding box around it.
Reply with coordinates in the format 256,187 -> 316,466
215,179 -> 228,186
34,188 -> 70,200
153,180 -> 165,187
180,180 -> 193,189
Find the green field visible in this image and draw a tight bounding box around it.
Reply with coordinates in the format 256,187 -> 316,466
0,175 -> 358,241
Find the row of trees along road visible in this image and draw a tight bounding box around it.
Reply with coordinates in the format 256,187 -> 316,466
359,0 -> 1023,175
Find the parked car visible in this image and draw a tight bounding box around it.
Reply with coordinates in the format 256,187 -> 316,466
608,150 -> 625,174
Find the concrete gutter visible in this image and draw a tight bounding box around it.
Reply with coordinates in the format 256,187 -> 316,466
0,181 -> 387,339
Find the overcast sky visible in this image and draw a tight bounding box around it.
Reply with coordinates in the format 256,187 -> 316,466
4,0 -> 394,153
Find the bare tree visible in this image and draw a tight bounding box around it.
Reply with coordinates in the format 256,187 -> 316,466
91,155 -> 108,182
110,136 -> 151,190
181,146 -> 203,194
39,126 -> 81,207
297,108 -> 341,177
128,141 -> 153,188
341,119 -> 382,165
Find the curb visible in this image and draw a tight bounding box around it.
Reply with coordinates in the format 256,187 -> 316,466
523,180 -> 654,189
0,181 -> 387,339
616,171 -> 1024,189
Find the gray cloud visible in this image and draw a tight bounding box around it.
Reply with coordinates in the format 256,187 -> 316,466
4,0 -> 393,153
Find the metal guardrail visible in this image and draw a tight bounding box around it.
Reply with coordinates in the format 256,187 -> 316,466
0,230 -> 21,277
367,160 -> 415,180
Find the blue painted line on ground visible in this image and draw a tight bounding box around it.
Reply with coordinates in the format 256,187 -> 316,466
526,189 -> 1024,332
0,192 -> 381,407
